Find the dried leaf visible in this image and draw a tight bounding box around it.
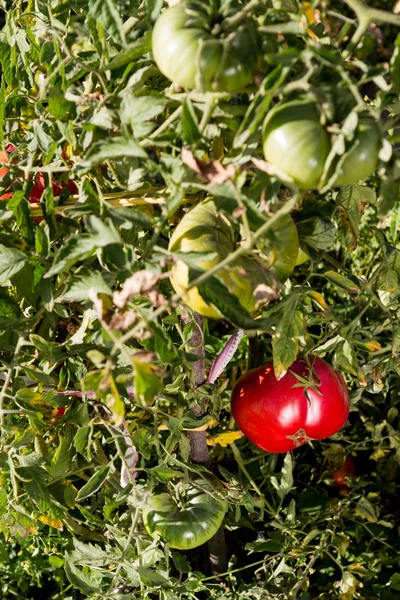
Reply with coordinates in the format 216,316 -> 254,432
113,270 -> 167,308
207,431 -> 243,447
181,147 -> 235,185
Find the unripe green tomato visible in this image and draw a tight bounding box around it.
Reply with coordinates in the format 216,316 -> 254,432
169,200 -> 299,318
152,3 -> 258,92
263,102 -> 330,189
143,480 -> 227,550
333,118 -> 381,186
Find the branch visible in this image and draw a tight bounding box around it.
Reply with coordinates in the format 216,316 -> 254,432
182,310 -> 228,575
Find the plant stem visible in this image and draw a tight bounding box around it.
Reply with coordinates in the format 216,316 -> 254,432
181,310 -> 228,575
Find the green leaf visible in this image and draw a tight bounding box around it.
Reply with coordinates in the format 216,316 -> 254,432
45,217 -> 122,278
272,294 -> 303,379
88,0 -> 126,47
47,86 -> 74,120
181,99 -> 202,145
324,270 -> 360,294
120,94 -> 167,138
77,137 -> 147,173
270,453 -> 294,500
390,573 -> 400,591
74,426 -> 92,459
103,33 -> 152,71
0,245 -> 29,285
298,218 -> 336,251
379,180 -> 399,216
147,465 -> 184,482
133,355 -> 164,405
245,539 -> 283,553
64,554 -> 101,595
76,466 -> 110,502
59,272 -> 112,303
195,272 -> 273,330
355,497 -> 377,523
391,33 -> 400,93
49,436 -> 74,478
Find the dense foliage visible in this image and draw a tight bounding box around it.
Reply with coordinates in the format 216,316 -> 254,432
0,0 -> 400,598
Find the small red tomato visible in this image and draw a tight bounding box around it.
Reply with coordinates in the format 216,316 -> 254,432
332,456 -> 356,491
230,356 -> 350,453
55,406 -> 66,419
0,147 -> 77,220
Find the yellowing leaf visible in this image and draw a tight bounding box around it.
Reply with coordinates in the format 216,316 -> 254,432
39,515 -> 64,530
308,290 -> 328,311
207,431 -> 243,447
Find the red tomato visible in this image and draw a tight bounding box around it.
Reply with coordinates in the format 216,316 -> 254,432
230,356 -> 350,453
332,456 -> 356,491
0,148 -> 77,217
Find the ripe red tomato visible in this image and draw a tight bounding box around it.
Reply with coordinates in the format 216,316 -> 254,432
332,456 -> 356,492
230,356 -> 350,453
0,148 -> 77,218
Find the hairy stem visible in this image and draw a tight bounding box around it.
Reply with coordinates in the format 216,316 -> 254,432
182,310 -> 228,574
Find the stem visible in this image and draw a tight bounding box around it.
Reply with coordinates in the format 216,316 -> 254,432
223,0 -> 263,30
199,94 -> 216,133
230,442 -> 275,516
342,0 -> 400,57
182,310 -> 228,575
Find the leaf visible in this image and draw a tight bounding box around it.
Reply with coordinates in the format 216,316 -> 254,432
233,66 -> 290,148
45,217 -> 122,278
195,271 -> 273,331
49,436 -> 74,479
147,465 -> 184,482
272,295 -> 303,379
77,138 -> 147,173
0,245 -> 29,285
391,33 -> 400,93
102,32 -> 151,70
76,466 -> 110,502
39,515 -> 64,530
88,0 -> 126,47
181,98 -> 202,145
338,184 -> 376,241
64,554 -> 101,595
355,497 -> 377,523
379,180 -> 399,216
297,218 -> 336,251
207,431 -> 243,447
74,426 -> 91,458
390,573 -> 400,592
133,353 -> 164,405
324,270 -> 360,294
59,272 -> 112,302
207,329 -> 244,384
120,94 -> 167,138
270,453 -> 294,500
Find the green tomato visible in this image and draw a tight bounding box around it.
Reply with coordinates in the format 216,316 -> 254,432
152,3 -> 258,92
169,200 -> 298,318
143,482 -> 227,550
333,118 -> 381,186
262,102 -> 330,190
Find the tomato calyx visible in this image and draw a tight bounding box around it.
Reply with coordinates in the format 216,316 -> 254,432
286,428 -> 313,448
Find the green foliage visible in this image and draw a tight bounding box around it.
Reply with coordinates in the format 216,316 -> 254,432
0,0 -> 400,598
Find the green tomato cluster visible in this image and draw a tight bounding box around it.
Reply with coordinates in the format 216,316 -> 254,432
152,2 -> 259,92
262,101 -> 381,190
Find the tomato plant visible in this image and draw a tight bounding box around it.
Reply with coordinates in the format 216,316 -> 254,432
231,357 -> 350,453
143,481 -> 227,550
152,2 -> 258,91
